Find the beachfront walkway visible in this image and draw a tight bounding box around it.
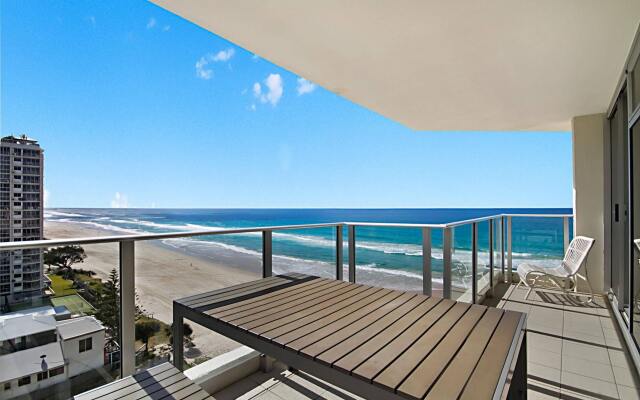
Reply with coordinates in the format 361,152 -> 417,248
209,284 -> 640,400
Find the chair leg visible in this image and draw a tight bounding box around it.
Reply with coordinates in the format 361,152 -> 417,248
574,273 -> 594,304
522,274 -> 534,300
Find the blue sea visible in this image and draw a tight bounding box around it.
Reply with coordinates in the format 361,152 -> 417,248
45,208 -> 572,291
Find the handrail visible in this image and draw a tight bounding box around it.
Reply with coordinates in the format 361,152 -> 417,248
345,213 -> 572,229
342,222 -> 447,229
0,222 -> 344,250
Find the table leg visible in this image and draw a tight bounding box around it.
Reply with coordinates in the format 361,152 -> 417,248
508,333 -> 527,399
173,304 -> 184,371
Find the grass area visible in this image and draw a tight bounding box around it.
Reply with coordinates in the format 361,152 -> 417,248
47,274 -> 77,297
76,273 -> 102,290
51,294 -> 95,315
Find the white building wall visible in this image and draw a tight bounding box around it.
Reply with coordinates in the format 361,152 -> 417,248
0,371 -> 67,400
572,113 -> 606,293
61,331 -> 105,378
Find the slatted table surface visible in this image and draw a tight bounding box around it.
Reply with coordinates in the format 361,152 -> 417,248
174,273 -> 527,400
74,362 -> 212,400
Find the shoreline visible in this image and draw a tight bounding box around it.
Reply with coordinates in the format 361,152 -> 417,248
44,219 -> 442,358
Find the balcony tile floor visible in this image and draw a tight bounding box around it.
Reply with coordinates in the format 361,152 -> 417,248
211,284 -> 640,400
491,284 -> 640,400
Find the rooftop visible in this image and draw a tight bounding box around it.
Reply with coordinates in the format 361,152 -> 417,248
55,316 -> 104,341
0,314 -> 56,341
0,341 -> 64,383
1,135 -> 40,146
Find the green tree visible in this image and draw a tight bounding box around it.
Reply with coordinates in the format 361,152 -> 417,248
94,268 -> 147,344
135,319 -> 160,355
95,268 -> 119,339
44,245 -> 87,279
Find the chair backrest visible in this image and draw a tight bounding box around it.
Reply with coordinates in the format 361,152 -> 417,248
561,236 -> 595,275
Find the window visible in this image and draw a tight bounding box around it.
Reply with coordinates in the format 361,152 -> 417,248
36,371 -> 47,381
79,337 -> 92,353
3,382 -> 10,390
17,376 -> 31,386
48,366 -> 64,377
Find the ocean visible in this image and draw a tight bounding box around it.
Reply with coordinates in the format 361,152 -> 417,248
45,208 -> 572,292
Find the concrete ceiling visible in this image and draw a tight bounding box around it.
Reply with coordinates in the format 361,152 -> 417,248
152,1 -> 640,131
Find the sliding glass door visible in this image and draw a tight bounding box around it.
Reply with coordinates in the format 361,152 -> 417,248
631,119 -> 640,343
610,91 -> 629,320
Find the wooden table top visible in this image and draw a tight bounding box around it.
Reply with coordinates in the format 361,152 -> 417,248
175,273 -> 526,400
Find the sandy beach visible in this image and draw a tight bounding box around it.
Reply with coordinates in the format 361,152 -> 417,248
44,219 -> 440,360
45,220 -> 261,360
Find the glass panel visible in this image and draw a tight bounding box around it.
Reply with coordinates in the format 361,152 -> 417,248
1,241 -> 121,399
631,121 -> 640,344
272,226 -> 336,279
511,216 -> 568,273
493,218 -> 503,285
451,224 -> 473,302
476,221 -> 491,302
353,226 -> 423,292
139,234 -> 260,371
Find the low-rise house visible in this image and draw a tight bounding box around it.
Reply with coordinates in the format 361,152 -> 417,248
0,310 -> 105,399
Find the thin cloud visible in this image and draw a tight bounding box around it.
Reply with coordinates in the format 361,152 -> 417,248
86,16 -> 96,27
111,192 -> 129,208
162,25 -> 171,32
212,48 -> 235,62
296,78 -> 316,95
253,74 -> 283,106
44,189 -> 50,208
253,82 -> 262,97
195,56 -> 213,80
195,49 -> 235,80
146,17 -> 157,29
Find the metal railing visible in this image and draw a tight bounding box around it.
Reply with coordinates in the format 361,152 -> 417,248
0,213 -> 572,378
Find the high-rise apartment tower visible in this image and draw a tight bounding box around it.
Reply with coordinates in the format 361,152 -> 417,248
0,135 -> 44,306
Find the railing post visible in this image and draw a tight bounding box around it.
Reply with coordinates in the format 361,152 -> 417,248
262,230 -> 272,278
119,240 -> 135,378
489,219 -> 494,296
507,216 -> 513,283
501,216 -> 505,282
348,225 -> 356,283
563,216 -> 570,254
335,225 -> 343,280
422,227 -> 432,296
471,223 -> 478,304
442,227 -> 452,299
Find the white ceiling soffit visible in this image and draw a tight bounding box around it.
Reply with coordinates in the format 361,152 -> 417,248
152,1 -> 640,131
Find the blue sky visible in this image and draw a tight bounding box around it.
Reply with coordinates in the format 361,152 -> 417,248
0,1 -> 572,209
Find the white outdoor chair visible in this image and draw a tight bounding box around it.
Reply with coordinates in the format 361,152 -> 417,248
516,236 -> 595,303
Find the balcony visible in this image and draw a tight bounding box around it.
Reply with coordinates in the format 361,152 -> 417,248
0,213 -> 637,399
